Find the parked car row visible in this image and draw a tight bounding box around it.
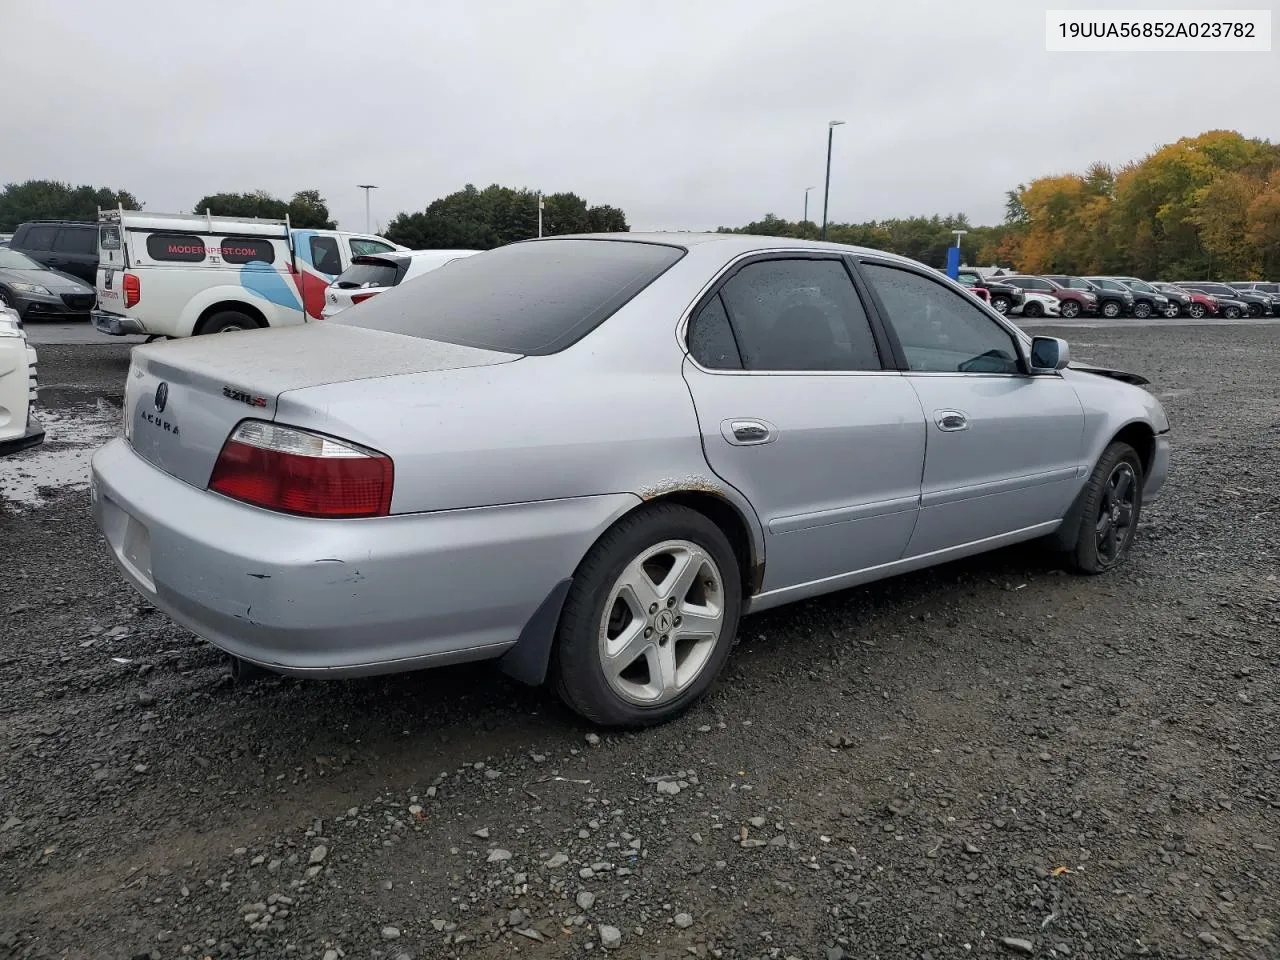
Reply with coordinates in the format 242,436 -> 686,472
981,272 -> 1280,320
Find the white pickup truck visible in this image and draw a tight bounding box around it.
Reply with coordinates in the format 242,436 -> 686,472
0,306 -> 42,457
92,207 -> 406,339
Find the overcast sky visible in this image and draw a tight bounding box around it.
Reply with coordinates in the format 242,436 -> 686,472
6,0 -> 1276,233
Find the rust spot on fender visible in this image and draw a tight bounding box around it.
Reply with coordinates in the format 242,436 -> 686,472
636,476 -> 727,501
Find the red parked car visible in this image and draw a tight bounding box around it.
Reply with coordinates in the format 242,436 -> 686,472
1153,282 -> 1218,319
1002,275 -> 1099,318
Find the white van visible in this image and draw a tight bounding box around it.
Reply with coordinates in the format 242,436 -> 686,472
91,207 -> 406,338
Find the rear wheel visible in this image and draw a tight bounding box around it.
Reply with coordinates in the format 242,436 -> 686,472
1132,301 -> 1152,319
1101,300 -> 1121,318
552,504 -> 742,728
1059,300 -> 1081,319
1024,300 -> 1044,318
1066,441 -> 1144,575
1223,305 -> 1242,319
199,310 -> 260,334
1187,302 -> 1206,319
1162,302 -> 1179,318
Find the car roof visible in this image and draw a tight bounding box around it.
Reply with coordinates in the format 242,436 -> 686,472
522,231 -> 930,268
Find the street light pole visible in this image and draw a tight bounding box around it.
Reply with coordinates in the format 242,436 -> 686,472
537,191 -> 543,238
356,185 -> 378,233
821,121 -> 845,241
804,186 -> 814,238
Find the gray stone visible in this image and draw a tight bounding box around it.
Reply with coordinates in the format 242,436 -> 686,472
309,845 -> 328,864
598,924 -> 622,949
999,938 -> 1034,955
381,926 -> 401,940
472,827 -> 490,839
674,912 -> 693,929
577,891 -> 596,910
544,852 -> 569,868
656,781 -> 680,796
323,951 -> 339,960
749,816 -> 767,828
585,733 -> 601,746
487,848 -> 512,862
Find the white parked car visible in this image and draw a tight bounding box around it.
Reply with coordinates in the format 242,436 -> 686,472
92,207 -> 406,339
1013,290 -> 1062,319
0,306 -> 42,457
321,249 -> 481,319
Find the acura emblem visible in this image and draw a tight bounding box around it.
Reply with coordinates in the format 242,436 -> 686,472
155,382 -> 169,413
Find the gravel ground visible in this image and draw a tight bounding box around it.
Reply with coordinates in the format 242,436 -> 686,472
1,328 -> 1277,960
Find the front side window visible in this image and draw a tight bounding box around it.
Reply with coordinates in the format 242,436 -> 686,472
716,258 -> 882,372
21,225 -> 57,251
350,238 -> 396,257
861,262 -> 1020,375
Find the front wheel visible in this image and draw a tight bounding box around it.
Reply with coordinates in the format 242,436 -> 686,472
1163,303 -> 1179,318
1066,441 -> 1144,575
1246,303 -> 1263,318
1059,300 -> 1081,319
1186,303 -> 1205,319
991,296 -> 1011,315
552,504 -> 742,728
1132,301 -> 1152,319
1101,300 -> 1121,318
1223,305 -> 1242,319
1024,300 -> 1044,318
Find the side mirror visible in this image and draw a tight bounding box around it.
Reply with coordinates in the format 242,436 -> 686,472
1029,336 -> 1070,372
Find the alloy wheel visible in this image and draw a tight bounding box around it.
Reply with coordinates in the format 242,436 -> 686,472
597,540 -> 725,707
1095,462 -> 1137,566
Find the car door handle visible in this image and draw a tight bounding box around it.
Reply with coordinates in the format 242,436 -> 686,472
934,410 -> 969,432
723,419 -> 776,445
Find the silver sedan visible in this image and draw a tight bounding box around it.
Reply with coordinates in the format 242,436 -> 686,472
90,233 -> 1171,727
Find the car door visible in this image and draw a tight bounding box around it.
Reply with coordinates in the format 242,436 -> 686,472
16,225 -> 58,270
680,254 -> 926,595
856,258 -> 1085,557
52,225 -> 99,284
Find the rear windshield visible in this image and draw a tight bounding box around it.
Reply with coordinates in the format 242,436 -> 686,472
335,258 -> 401,289
334,238 -> 686,355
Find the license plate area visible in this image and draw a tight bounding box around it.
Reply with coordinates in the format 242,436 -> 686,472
103,496 -> 155,591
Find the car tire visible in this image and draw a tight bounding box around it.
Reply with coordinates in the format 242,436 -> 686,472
1186,303 -> 1205,319
1065,441 -> 1144,575
1024,301 -> 1044,318
1059,300 -> 1080,318
551,503 -> 743,728
199,310 -> 260,334
1132,301 -> 1152,319
1163,303 -> 1179,318
1101,301 -> 1120,318
991,296 -> 1011,315
1246,303 -> 1262,318
1223,305 -> 1242,319
0,288 -> 14,310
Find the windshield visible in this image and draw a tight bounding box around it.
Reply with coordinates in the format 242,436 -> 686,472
334,238 -> 687,355
0,249 -> 44,270
334,258 -> 401,289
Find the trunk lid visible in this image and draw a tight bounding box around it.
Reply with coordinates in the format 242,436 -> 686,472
124,324 -> 519,488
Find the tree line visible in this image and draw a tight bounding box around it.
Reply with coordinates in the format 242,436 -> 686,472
4,130 -> 1275,279
719,130 -> 1280,280
0,181 -> 629,243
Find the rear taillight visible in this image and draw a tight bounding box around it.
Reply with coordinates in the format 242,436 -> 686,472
350,292 -> 379,305
123,273 -> 140,308
208,421 -> 393,518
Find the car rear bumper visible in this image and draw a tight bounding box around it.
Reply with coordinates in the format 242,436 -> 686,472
0,415 -> 44,456
89,438 -> 637,677
92,311 -> 146,336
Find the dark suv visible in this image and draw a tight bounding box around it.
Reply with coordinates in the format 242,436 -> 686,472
1112,278 -> 1172,319
956,271 -> 1025,315
1045,276 -> 1131,318
8,221 -> 99,285
1178,281 -> 1272,317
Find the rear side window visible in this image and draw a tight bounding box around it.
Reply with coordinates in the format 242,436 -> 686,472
335,258 -> 400,289
55,226 -> 97,255
309,236 -> 343,275
350,238 -> 395,257
687,294 -> 742,369
146,233 -> 207,262
100,224 -> 122,250
219,237 -> 275,265
334,239 -> 686,355
717,258 -> 882,371
20,225 -> 57,251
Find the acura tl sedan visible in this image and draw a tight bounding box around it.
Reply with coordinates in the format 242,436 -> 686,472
89,234 -> 1171,728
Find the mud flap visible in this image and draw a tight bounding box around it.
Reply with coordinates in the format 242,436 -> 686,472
497,578 -> 573,686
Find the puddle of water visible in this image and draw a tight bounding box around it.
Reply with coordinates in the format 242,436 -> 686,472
0,400 -> 121,508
